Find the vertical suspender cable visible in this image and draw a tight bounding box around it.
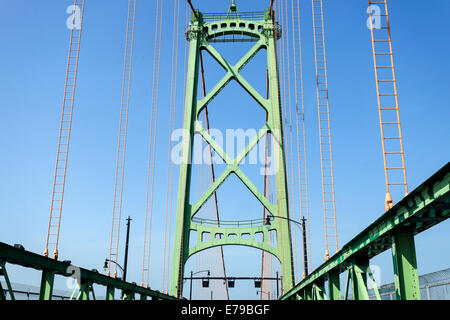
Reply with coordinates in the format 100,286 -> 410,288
277,0 -> 295,286
199,51 -> 230,300
44,0 -> 86,260
141,0 -> 164,288
281,0 -> 299,283
260,69 -> 270,300
368,0 -> 408,211
291,0 -> 311,276
312,0 -> 339,260
162,0 -> 180,294
107,0 -> 137,278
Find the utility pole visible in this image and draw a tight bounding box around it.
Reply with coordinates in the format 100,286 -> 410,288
123,216 -> 132,282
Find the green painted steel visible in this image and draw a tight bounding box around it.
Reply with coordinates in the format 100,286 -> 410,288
351,258 -> 370,300
0,242 -> 177,300
392,232 -> 421,300
39,270 -> 55,300
312,282 -> 326,300
368,266 -> 381,300
327,269 -> 340,300
170,6 -> 295,298
0,260 -> 15,300
281,162 -> 450,300
106,285 -> 115,300
123,291 -> 135,300
77,281 -> 93,300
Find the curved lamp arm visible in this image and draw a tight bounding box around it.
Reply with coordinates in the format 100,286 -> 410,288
264,215 -> 306,229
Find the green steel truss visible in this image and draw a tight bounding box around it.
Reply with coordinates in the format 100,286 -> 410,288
0,242 -> 176,300
170,9 -> 295,298
282,162 -> 450,300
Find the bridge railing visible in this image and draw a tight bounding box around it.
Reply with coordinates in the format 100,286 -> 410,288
201,11 -> 266,22
192,217 -> 266,228
281,162 -> 450,301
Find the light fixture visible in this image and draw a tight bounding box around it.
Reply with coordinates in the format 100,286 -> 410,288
228,279 -> 235,288
264,215 -> 273,229
254,279 -> 261,288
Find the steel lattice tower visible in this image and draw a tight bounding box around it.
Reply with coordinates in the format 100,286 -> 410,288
170,6 -> 295,298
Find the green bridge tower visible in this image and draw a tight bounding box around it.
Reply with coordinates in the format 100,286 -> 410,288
171,4 -> 295,298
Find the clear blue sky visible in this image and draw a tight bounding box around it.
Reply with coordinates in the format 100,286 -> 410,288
0,0 -> 449,300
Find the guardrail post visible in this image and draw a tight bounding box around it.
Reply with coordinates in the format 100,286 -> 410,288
391,232 -> 421,300
351,257 -> 370,300
39,270 -> 55,300
328,269 -> 341,300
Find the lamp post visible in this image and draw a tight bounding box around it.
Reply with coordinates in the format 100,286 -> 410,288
105,216 -> 132,281
123,216 -> 132,282
103,259 -> 124,279
265,215 -> 310,279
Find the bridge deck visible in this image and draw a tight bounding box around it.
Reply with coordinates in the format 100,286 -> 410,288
281,162 -> 450,300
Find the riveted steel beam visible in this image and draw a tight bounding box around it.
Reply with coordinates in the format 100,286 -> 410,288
281,162 -> 450,300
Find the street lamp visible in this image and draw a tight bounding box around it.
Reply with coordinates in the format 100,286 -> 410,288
104,259 -> 124,280
264,214 -> 310,278
264,214 -> 304,229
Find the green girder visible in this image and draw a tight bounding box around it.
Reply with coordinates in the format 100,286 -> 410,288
0,259 -> 15,300
0,242 -> 177,300
281,162 -> 450,300
171,9 -> 294,298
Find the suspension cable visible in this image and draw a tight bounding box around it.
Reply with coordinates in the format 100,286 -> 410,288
368,0 -> 408,211
260,69 -> 270,300
281,0 -> 299,283
44,0 -> 86,260
312,0 -> 339,260
162,0 -> 181,294
187,0 -> 198,18
107,0 -> 136,279
291,0 -> 311,276
199,51 -> 230,300
141,0 -> 164,288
